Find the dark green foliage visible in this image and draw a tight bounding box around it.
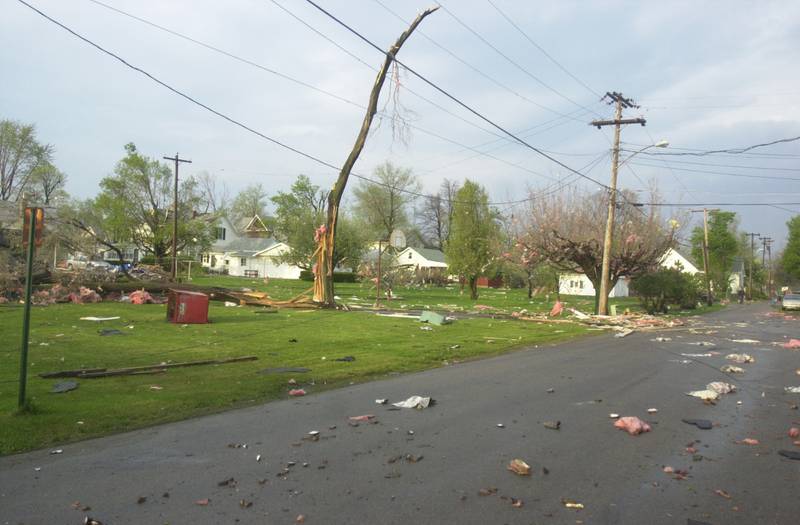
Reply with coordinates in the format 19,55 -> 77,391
631,268 -> 701,314
299,270 -> 357,282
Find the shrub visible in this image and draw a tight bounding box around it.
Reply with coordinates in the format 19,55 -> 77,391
630,268 -> 701,314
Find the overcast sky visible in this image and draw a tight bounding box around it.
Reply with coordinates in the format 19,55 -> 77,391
2,0 -> 799,251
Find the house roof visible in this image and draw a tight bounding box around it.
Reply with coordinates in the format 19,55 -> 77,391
211,236 -> 279,256
412,247 -> 446,263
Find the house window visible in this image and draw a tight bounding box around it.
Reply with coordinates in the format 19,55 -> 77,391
224,259 -> 230,266
215,227 -> 226,240
240,257 -> 247,266
408,253 -> 412,259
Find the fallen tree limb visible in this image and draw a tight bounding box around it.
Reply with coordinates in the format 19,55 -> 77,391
39,355 -> 258,379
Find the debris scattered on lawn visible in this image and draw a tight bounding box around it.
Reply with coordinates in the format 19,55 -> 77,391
375,399 -> 387,405
738,438 -> 759,445
614,328 -> 633,338
419,311 -> 450,326
546,388 -> 555,393
256,454 -> 262,462
561,499 -> 584,509
136,496 -> 146,504
348,415 -> 375,422
715,489 -> 732,499
707,381 -> 736,394
129,290 -> 159,304
50,449 -> 63,455
647,408 -> 658,414
496,423 -> 505,428
295,514 -> 306,523
543,420 -> 561,430
785,386 -> 800,393
681,353 -> 714,358
71,501 -> 91,511
731,338 -> 760,344
682,419 -> 713,430
79,316 -> 120,322
258,367 -> 311,375
51,381 -> 78,393
688,341 -> 716,347
721,365 -> 745,374
614,416 -> 652,435
609,413 -> 620,419
83,517 -> 103,525
392,395 -> 432,409
507,459 -> 531,476
289,389 -> 307,397
287,379 -> 298,386
510,497 -> 523,508
726,353 -> 754,364
98,328 -> 123,336
218,477 -> 237,487
334,356 -> 355,362
224,301 -> 238,307
195,498 -> 210,506
781,339 -> 800,349
789,427 -> 800,438
778,449 -> 800,460
478,487 -> 498,496
549,301 -> 563,317
652,337 -> 672,342
420,326 -> 433,331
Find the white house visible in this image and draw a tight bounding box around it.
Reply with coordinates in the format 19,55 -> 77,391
395,247 -> 448,270
558,247 -> 699,298
201,214 -> 303,279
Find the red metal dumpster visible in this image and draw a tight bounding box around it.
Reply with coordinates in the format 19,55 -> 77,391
167,290 -> 209,324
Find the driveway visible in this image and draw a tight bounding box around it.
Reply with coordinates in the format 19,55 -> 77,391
1,302 -> 799,524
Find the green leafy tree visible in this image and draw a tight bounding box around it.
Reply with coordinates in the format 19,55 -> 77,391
29,161 -> 67,204
95,143 -> 213,263
691,211 -> 739,296
0,119 -> 53,201
782,216 -> 800,281
353,161 -> 420,239
271,175 -> 367,270
445,180 -> 499,299
230,183 -> 268,225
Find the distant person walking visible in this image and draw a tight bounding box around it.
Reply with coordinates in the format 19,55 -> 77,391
737,288 -> 745,304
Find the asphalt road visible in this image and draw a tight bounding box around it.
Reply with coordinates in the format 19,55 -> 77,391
2,302 -> 799,525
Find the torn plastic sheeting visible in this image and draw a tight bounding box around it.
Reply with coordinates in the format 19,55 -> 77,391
392,395 -> 432,409
725,353 -> 755,364
706,381 -> 736,394
613,416 -> 652,435
686,390 -> 719,401
785,386 -> 800,393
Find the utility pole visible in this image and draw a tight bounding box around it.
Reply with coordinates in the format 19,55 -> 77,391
745,232 -> 760,300
762,236 -> 773,297
690,208 -> 719,306
163,153 -> 192,280
590,92 -> 646,315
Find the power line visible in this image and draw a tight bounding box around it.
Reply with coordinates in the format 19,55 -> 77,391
643,201 -> 800,207
266,0 -> 511,143
437,1 -> 601,119
620,154 -> 800,172
83,0 -> 577,189
300,0 -> 615,194
370,0 -> 594,122
484,0 -> 602,99
628,161 -> 800,182
627,135 -> 800,157
14,0 -> 539,207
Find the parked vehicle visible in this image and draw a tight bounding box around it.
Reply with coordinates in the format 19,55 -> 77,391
65,255 -> 89,270
781,293 -> 800,311
65,255 -> 118,273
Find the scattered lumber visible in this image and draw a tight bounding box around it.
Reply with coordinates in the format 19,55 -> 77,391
39,355 -> 258,379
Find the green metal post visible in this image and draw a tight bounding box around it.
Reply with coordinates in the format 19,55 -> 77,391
18,208 -> 37,409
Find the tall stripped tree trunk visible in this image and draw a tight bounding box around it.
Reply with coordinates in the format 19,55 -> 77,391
314,6 -> 438,307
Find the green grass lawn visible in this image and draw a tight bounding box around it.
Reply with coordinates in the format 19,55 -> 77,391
189,275 -> 642,314
0,301 -> 589,455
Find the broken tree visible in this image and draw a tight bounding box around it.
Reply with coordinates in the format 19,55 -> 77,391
313,6 -> 439,307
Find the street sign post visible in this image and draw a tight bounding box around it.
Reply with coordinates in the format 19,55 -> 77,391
19,207 -> 43,409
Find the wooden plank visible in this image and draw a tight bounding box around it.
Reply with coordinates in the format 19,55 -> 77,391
39,356 -> 258,379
